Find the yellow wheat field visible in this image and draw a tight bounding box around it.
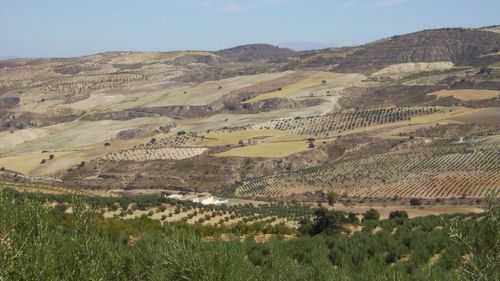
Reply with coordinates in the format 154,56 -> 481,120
428,89 -> 499,101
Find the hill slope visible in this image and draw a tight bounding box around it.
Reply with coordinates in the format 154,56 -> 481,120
0,26 -> 499,201
217,44 -> 297,61
302,28 -> 500,72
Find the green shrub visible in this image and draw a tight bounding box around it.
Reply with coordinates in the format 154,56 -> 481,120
389,210 -> 409,220
363,208 -> 380,221
410,198 -> 422,206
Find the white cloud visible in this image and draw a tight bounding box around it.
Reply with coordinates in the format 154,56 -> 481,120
340,1 -> 357,8
196,0 -> 289,14
199,0 -> 247,13
376,0 -> 409,6
336,0 -> 409,8
262,0 -> 289,4
220,2 -> 245,13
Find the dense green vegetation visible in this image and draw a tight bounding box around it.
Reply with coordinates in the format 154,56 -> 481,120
0,186 -> 498,280
3,188 -> 315,221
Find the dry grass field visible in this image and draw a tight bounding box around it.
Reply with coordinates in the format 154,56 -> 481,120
214,141 -> 310,158
0,117 -> 170,155
0,152 -> 74,175
197,129 -> 289,147
65,71 -> 295,113
372,62 -> 455,79
428,89 -> 500,101
244,72 -> 368,103
450,107 -> 500,124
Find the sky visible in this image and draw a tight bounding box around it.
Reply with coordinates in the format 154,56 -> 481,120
0,0 -> 499,58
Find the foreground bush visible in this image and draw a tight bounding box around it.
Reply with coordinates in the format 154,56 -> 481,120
1,186 -> 498,280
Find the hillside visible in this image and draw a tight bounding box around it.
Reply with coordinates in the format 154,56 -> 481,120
0,26 -> 499,203
302,28 -> 500,72
216,44 -> 297,61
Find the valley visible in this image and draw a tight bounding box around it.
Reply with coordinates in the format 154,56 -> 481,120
1,27 -> 499,204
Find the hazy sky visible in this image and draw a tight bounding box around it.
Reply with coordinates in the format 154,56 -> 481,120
1,0 -> 499,58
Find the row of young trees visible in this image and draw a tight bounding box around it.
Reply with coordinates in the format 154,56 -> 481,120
238,145 -> 499,198
254,107 -> 440,135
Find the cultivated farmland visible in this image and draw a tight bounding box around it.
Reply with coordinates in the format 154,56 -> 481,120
1,26 -> 499,203
428,89 -> 500,101
102,147 -> 208,161
251,107 -> 441,136
237,138 -> 500,198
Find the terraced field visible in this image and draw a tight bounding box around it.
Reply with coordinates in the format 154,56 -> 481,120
237,137 -> 500,198
251,107 -> 441,136
103,147 -> 208,161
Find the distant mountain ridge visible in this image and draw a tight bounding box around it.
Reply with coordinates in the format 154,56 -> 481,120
2,26 -> 499,74
0,55 -> 18,61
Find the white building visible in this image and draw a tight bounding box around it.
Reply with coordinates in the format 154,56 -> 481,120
199,196 -> 228,206
166,193 -> 228,205
166,194 -> 183,200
